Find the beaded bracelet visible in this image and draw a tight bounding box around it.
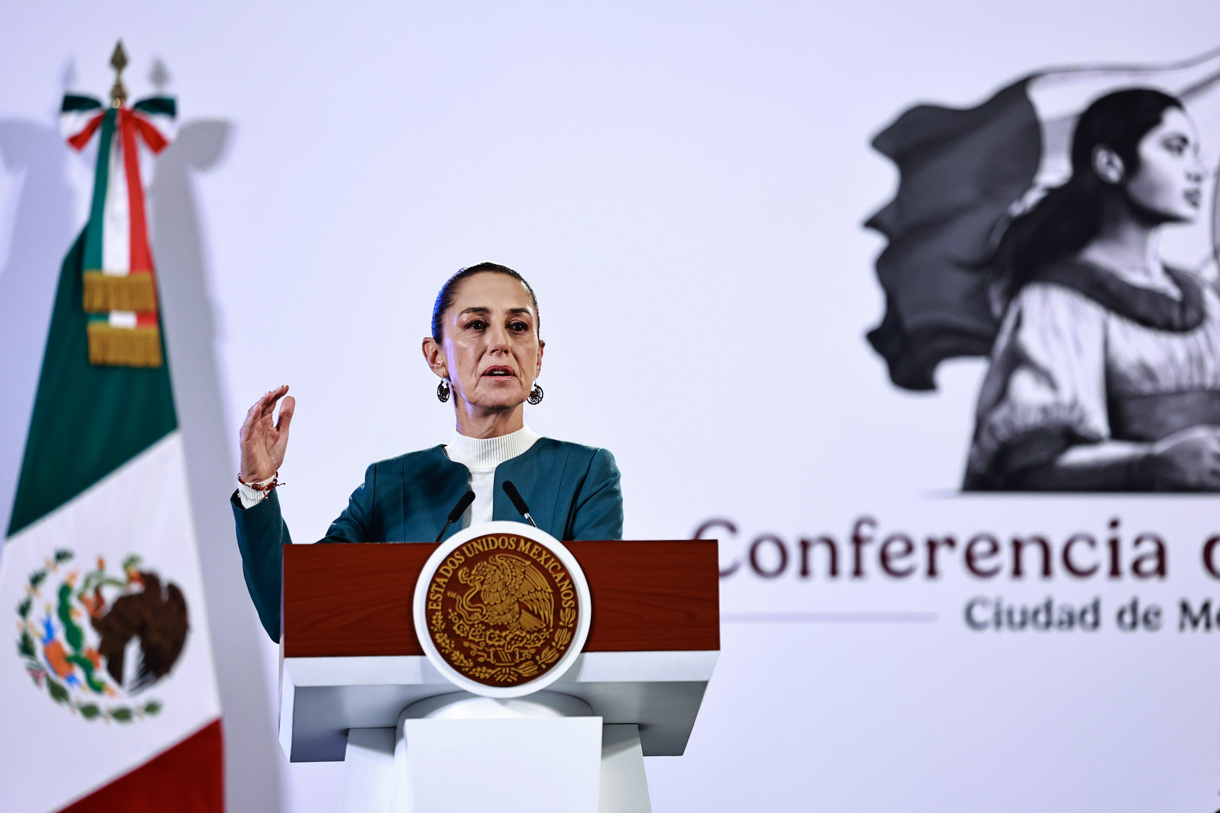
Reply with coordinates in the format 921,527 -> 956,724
237,471 -> 283,493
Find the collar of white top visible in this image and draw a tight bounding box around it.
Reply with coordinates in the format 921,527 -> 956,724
444,425 -> 541,471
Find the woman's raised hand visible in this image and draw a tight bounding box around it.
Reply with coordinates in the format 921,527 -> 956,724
239,385 -> 295,482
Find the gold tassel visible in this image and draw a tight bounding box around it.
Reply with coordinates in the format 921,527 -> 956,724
86,323 -> 163,368
83,272 -> 157,313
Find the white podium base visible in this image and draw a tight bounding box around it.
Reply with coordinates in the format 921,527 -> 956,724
338,693 -> 652,813
400,716 -> 601,812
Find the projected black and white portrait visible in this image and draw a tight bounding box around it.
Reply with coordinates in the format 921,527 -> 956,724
867,51 -> 1220,492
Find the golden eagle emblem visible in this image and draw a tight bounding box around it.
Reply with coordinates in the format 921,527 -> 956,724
425,534 -> 579,687
16,549 -> 188,722
455,554 -> 553,632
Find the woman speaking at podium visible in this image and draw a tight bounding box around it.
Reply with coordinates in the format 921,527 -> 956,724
231,263 -> 623,641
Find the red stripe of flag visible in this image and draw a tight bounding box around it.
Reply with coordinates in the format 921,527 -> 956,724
131,114 -> 170,154
119,110 -> 156,276
66,113 -> 105,152
57,719 -> 224,813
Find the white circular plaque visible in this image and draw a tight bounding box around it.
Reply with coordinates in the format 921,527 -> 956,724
412,520 -> 592,698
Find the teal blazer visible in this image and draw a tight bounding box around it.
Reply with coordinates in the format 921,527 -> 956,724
231,438 -> 623,641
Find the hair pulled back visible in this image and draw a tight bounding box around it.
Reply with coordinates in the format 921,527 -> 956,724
430,262 -> 541,343
993,88 -> 1183,300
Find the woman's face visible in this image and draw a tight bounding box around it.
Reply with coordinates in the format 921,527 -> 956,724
428,272 -> 543,413
1125,107 -> 1207,223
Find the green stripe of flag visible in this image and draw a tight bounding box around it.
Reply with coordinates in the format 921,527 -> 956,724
132,97 -> 176,117
61,94 -> 102,113
82,109 -> 116,273
7,230 -> 177,537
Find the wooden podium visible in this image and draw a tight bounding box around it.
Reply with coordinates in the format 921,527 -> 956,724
279,539 -> 720,813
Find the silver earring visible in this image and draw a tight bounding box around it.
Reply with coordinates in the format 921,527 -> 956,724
527,383 -> 544,405
437,380 -> 451,403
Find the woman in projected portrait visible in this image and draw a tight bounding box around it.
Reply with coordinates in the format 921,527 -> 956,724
965,89 -> 1220,490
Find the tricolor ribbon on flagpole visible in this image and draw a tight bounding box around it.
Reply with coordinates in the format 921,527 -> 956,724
61,93 -> 176,367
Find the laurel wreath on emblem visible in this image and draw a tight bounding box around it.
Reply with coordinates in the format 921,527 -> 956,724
428,551 -> 578,684
15,549 -> 188,722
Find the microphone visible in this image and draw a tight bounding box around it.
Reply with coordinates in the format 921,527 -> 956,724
435,491 -> 476,542
501,481 -> 538,528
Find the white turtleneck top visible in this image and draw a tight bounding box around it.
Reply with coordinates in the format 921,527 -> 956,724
443,425 -> 540,527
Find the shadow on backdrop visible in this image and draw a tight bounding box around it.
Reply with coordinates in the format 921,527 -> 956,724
0,119 -> 75,550
152,118 -> 286,813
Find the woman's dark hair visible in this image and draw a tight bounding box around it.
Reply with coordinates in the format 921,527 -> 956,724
430,262 -> 540,342
993,88 -> 1183,299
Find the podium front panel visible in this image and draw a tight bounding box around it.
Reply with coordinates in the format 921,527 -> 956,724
282,540 -> 720,657
279,539 -> 720,762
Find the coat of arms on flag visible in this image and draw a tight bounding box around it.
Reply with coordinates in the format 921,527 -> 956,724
0,42 -> 223,813
16,548 -> 189,722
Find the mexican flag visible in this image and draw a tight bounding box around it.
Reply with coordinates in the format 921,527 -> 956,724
0,90 -> 223,812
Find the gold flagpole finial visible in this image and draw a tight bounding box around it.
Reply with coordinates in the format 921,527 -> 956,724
109,40 -> 128,108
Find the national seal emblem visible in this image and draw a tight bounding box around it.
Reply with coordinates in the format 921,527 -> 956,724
15,548 -> 189,722
414,521 -> 591,697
